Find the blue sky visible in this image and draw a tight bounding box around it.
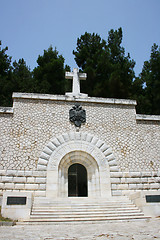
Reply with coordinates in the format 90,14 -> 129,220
1,0 -> 160,76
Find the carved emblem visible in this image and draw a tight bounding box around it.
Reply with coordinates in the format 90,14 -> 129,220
69,103 -> 86,127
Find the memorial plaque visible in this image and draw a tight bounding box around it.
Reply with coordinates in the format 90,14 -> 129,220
146,195 -> 160,203
7,196 -> 27,205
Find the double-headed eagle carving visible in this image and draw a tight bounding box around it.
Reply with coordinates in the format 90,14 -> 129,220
69,103 -> 86,127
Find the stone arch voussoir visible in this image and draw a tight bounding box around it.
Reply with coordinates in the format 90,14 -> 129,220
37,132 -> 119,173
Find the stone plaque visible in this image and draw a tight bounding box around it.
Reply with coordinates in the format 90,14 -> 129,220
145,195 -> 160,203
7,196 -> 27,205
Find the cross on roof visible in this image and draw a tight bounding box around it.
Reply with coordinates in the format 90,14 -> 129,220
65,68 -> 88,98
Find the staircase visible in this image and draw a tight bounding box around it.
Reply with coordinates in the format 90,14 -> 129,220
20,196 -> 149,224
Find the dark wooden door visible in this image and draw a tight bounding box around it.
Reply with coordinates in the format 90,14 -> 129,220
68,163 -> 87,197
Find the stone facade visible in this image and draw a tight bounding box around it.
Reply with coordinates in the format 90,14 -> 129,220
0,92 -> 160,218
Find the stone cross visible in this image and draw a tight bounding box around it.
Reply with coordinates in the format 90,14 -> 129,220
65,68 -> 88,98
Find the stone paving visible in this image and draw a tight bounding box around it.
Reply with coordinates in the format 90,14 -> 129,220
0,219 -> 160,240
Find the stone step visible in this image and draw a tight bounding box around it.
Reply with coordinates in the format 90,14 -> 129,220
33,196 -> 130,202
32,208 -> 141,213
33,197 -> 130,204
21,216 -> 149,224
26,196 -> 149,224
33,200 -> 135,205
30,212 -> 144,219
32,204 -> 141,209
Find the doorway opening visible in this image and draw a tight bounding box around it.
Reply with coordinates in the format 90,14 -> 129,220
68,163 -> 88,197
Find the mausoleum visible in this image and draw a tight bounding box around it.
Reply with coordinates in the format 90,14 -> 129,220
0,68 -> 160,222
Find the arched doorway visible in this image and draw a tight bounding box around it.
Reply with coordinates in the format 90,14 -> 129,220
68,163 -> 88,197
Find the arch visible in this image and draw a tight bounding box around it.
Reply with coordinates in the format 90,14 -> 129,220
58,151 -> 100,197
37,132 -> 119,198
37,132 -> 119,172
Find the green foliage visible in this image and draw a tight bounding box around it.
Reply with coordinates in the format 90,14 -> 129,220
0,41 -> 13,106
0,32 -> 160,115
33,46 -> 67,94
12,58 -> 34,92
73,28 -> 135,99
137,44 -> 160,114
73,32 -> 106,96
0,43 -> 69,106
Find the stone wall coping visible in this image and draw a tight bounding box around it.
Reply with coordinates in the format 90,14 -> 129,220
0,107 -> 13,114
136,114 -> 160,121
12,92 -> 137,106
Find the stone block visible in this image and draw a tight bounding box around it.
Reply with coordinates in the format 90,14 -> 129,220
103,148 -> 112,157
118,184 -> 129,190
130,172 -> 141,178
148,178 -> 156,183
109,166 -> 119,172
126,178 -> 141,184
47,142 -> 56,151
32,171 -> 47,177
14,184 -> 25,190
4,183 -> 14,189
110,178 -> 121,183
1,191 -> 32,221
111,184 -> 117,190
40,152 -> 50,161
0,170 -> 6,176
152,171 -> 158,177
121,190 -> 130,196
24,171 -> 33,177
100,143 -> 109,152
129,184 -> 137,190
34,191 -> 46,197
121,178 -> 126,184
155,177 -> 160,183
143,184 -> 150,190
96,140 -> 104,148
43,146 -> 53,155
149,183 -> 159,189
108,160 -> 117,167
122,172 -> 130,178
62,133 -> 70,142
110,172 -> 123,178
136,184 -> 143,190
141,172 -> 152,177
6,170 -> 17,176
141,178 -> 148,183
35,177 -> 46,183
27,177 -> 35,183
1,176 -> 13,183
25,184 -> 39,190
39,184 -> 46,190
111,190 -> 122,196
75,132 -> 81,141
17,171 -> 25,176
0,183 -> 5,189
38,157 -> 48,165
37,165 -> 47,171
106,154 -> 115,162
51,137 -> 61,147
60,132 -> 69,142
13,177 -> 26,183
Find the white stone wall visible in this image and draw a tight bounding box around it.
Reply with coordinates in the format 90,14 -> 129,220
0,169 -> 46,197
0,93 -> 160,197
